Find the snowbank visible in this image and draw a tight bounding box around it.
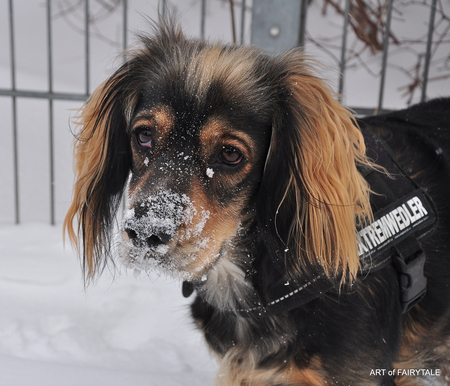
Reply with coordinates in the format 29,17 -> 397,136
0,224 -> 218,385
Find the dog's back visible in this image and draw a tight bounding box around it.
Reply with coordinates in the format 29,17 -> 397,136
359,98 -> 450,383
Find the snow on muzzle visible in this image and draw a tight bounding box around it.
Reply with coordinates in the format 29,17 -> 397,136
120,190 -> 211,273
123,191 -> 192,249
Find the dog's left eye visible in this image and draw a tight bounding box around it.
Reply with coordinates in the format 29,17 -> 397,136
219,146 -> 243,166
136,127 -> 152,148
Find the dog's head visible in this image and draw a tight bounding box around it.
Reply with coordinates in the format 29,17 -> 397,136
64,21 -> 372,288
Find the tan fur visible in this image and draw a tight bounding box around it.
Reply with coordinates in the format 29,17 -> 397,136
63,66 -> 140,280
176,178 -> 244,277
215,352 -> 326,386
394,353 -> 448,386
185,44 -> 262,101
63,80 -> 113,275
199,117 -> 256,159
278,53 -> 373,284
394,311 -> 450,385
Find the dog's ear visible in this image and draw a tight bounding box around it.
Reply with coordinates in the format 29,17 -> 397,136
257,53 -> 372,284
64,64 -> 138,282
63,21 -> 186,283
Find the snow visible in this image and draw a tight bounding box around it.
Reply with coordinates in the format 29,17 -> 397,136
121,190 -> 211,279
0,2 -> 236,379
0,223 -> 218,386
124,191 -> 193,245
206,168 -> 214,178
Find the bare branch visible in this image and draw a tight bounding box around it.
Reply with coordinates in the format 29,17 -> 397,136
313,0 -> 450,103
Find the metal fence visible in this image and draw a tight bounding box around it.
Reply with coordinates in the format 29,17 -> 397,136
0,0 -> 440,225
251,0 -> 438,115
1,0 -> 129,225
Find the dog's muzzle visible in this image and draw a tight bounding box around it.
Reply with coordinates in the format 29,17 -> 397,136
123,190 -> 192,252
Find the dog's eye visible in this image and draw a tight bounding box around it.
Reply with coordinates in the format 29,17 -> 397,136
219,146 -> 243,166
136,127 -> 152,148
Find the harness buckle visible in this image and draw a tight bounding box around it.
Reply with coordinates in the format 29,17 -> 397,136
392,250 -> 427,314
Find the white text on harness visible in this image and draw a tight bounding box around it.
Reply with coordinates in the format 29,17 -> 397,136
357,196 -> 428,256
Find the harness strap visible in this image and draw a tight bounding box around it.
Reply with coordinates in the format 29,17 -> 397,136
392,237 -> 427,314
234,273 -> 334,317
359,128 -> 436,313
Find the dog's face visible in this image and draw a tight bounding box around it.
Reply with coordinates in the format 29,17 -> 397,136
122,79 -> 271,279
64,22 -> 372,287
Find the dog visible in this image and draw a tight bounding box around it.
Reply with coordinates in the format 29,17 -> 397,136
64,19 -> 450,385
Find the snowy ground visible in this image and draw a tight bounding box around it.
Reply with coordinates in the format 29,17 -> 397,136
0,223 -> 218,386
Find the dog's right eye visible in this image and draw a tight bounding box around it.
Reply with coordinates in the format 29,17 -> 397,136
218,146 -> 243,166
136,127 -> 152,148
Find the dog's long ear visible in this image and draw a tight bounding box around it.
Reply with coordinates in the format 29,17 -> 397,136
63,20 -> 186,283
63,64 -> 139,282
258,52 -> 372,284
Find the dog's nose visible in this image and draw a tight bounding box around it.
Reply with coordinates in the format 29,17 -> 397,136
125,228 -> 172,247
125,228 -> 138,241
146,232 -> 171,247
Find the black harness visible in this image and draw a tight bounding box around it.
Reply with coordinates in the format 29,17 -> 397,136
183,128 -> 437,317
358,128 -> 437,313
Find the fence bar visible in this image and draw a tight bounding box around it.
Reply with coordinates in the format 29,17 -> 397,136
352,106 -> 391,116
377,0 -> 393,113
160,0 -> 166,19
123,0 -> 128,51
8,0 -> 19,224
240,0 -> 246,44
229,0 -> 236,43
47,0 -> 55,225
298,0 -> 308,47
0,89 -> 89,101
201,0 -> 206,38
85,0 -> 90,95
421,0 -> 437,102
338,0 -> 351,100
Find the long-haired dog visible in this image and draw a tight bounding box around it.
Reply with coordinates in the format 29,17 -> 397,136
64,20 -> 450,385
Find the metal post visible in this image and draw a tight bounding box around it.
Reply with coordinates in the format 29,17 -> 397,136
201,0 -> 206,39
8,0 -> 19,224
298,0 -> 308,47
251,0 -> 302,54
47,0 -> 55,225
161,0 -> 166,19
421,0 -> 437,102
123,0 -> 128,51
85,0 -> 90,95
240,0 -> 246,44
377,0 -> 393,113
229,0 -> 236,44
338,0 -> 351,100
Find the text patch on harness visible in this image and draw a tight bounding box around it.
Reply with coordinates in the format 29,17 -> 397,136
358,128 -> 437,275
358,190 -> 434,259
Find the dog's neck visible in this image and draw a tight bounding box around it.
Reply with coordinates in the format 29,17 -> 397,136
195,239 -> 260,312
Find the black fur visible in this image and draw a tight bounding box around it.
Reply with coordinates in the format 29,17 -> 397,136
192,99 -> 450,384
